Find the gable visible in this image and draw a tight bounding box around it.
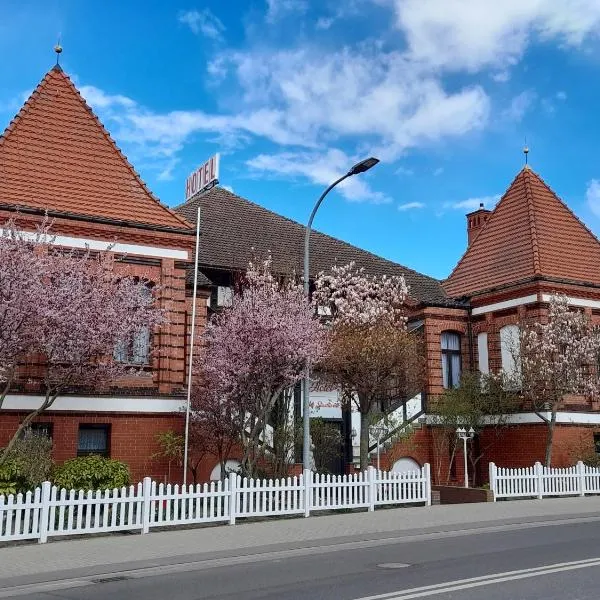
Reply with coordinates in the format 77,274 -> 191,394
444,168 -> 600,297
0,67 -> 192,232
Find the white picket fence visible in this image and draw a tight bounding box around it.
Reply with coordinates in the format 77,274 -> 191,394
0,465 -> 431,544
489,461 -> 600,501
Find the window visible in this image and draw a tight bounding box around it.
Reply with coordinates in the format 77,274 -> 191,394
500,325 -> 521,389
77,424 -> 110,457
441,331 -> 461,389
594,433 -> 600,455
114,286 -> 152,365
20,422 -> 53,440
114,328 -> 151,364
217,286 -> 233,307
477,332 -> 489,375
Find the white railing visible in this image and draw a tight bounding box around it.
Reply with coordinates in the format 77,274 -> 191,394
489,461 -> 600,501
0,465 -> 431,544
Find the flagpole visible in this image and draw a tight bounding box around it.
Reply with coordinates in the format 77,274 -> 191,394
183,206 -> 201,486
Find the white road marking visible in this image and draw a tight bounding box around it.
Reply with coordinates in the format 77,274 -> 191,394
354,557 -> 600,600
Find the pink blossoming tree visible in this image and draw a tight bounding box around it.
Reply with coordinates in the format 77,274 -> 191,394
314,262 -> 424,470
517,294 -> 600,466
0,219 -> 166,464
194,257 -> 325,477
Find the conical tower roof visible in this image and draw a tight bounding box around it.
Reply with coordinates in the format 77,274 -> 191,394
444,167 -> 600,297
0,66 -> 192,231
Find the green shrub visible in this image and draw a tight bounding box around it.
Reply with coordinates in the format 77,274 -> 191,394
0,460 -> 20,496
52,456 -> 130,490
0,429 -> 54,494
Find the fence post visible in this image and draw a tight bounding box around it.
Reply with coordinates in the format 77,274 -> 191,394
141,477 -> 152,534
229,472 -> 237,525
577,461 -> 586,497
535,462 -> 544,500
488,462 -> 497,502
38,481 -> 51,544
303,469 -> 311,518
368,466 -> 376,512
424,463 -> 432,506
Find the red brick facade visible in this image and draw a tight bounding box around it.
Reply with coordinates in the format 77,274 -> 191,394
0,65 -> 207,484
3,62 -> 600,488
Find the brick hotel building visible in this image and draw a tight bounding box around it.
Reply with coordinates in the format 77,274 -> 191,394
1,62 -> 599,483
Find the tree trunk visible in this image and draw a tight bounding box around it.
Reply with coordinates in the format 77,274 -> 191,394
359,410 -> 370,471
0,393 -> 56,466
544,410 -> 557,467
0,376 -> 14,411
445,438 -> 457,485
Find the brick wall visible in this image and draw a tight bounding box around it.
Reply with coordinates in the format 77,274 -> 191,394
0,411 -> 185,483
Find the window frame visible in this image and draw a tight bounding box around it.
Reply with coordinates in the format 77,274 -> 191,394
77,424 -> 110,457
19,422 -> 53,440
441,331 -> 462,389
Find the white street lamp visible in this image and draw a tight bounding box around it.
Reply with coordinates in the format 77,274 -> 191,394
456,427 -> 475,488
302,157 -> 379,471
372,422 -> 387,472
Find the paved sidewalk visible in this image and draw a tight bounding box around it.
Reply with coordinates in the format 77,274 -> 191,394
1,497 -> 599,584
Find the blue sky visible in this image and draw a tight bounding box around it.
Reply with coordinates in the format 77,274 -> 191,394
2,1 -> 600,279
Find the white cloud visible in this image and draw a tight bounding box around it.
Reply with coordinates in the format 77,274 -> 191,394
266,0 -> 308,23
79,85 -> 136,109
556,90 -> 567,101
586,179 -> 600,217
390,0 -> 600,74
502,90 -> 537,122
398,201 -> 425,211
447,194 -> 500,211
492,71 -> 511,83
246,149 -> 390,203
433,167 -> 444,176
178,9 -> 225,41
395,165 -> 414,176
316,16 -> 335,30
217,46 -> 490,161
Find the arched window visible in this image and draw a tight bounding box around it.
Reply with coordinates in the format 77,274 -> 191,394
441,331 -> 461,388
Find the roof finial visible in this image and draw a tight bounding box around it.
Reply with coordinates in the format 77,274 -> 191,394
523,137 -> 530,169
54,36 -> 63,68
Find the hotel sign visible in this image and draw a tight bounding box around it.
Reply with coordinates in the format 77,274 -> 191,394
185,153 -> 220,201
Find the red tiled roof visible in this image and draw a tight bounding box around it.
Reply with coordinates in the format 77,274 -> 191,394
444,167 -> 600,297
0,66 -> 193,232
176,186 -> 457,306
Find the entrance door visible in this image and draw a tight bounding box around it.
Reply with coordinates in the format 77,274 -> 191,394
312,419 -> 344,475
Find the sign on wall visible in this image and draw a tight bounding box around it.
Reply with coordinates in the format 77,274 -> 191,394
185,153 -> 220,201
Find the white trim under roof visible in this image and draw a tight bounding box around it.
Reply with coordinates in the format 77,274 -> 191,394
541,294 -> 600,310
2,394 -> 184,413
472,294 -> 538,316
425,412 -> 600,426
0,229 -> 189,260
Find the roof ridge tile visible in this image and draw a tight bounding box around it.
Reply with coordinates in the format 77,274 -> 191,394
523,168 -> 542,275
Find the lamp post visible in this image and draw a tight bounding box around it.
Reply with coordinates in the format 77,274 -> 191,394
302,157 -> 379,471
456,427 -> 475,488
372,422 -> 387,472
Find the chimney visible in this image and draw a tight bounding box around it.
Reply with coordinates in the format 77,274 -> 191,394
466,203 -> 491,246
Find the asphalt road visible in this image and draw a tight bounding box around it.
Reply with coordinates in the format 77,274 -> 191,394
4,518 -> 600,599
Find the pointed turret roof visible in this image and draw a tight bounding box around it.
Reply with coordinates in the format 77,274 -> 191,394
444,167 -> 600,297
0,66 -> 192,232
